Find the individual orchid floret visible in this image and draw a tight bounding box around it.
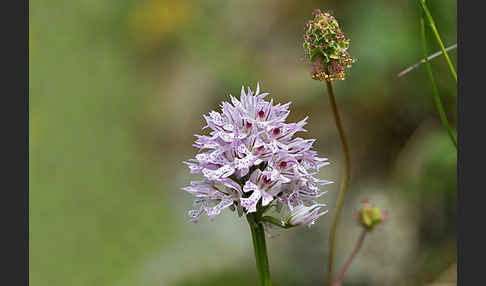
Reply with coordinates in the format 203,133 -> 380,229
182,83 -> 331,225
303,9 -> 354,81
356,200 -> 387,231
285,203 -> 328,227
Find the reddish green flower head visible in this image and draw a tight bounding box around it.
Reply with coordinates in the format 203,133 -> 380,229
357,200 -> 387,231
303,9 -> 354,81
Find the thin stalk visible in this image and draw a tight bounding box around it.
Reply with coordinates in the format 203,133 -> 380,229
261,215 -> 293,229
397,43 -> 457,77
419,0 -> 457,82
420,17 -> 457,148
325,80 -> 352,286
333,230 -> 367,286
247,213 -> 272,286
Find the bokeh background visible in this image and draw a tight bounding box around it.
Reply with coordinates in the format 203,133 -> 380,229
29,0 -> 457,285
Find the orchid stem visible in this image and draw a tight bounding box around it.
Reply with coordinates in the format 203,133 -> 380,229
325,80 -> 352,286
333,230 -> 367,286
247,213 -> 272,286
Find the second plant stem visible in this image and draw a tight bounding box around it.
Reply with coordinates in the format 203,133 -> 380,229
333,230 -> 367,286
325,80 -> 352,286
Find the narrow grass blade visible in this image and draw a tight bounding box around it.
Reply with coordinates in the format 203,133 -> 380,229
419,0 -> 457,82
397,44 -> 457,77
420,16 -> 457,149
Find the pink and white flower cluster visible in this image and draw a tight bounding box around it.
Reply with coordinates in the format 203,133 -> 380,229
183,84 -> 332,226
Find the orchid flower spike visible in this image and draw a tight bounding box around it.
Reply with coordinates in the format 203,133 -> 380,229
182,83 -> 332,228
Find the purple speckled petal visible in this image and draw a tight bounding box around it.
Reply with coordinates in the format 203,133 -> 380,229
202,164 -> 235,180
243,181 -> 260,193
206,198 -> 234,220
240,191 -> 262,213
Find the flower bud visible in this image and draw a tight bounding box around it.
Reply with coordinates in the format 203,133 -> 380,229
285,203 -> 328,227
303,9 -> 354,81
356,200 -> 387,231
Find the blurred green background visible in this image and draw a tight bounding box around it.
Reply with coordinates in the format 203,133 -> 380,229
29,0 -> 457,285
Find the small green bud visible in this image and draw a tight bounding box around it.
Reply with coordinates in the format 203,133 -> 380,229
357,200 -> 387,231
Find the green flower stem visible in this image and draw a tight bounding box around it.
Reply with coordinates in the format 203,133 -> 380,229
420,17 -> 457,149
419,0 -> 457,82
261,215 -> 293,229
247,213 -> 272,286
325,80 -> 352,286
333,230 -> 367,286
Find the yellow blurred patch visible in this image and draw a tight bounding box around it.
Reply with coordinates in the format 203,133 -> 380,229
130,0 -> 192,48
